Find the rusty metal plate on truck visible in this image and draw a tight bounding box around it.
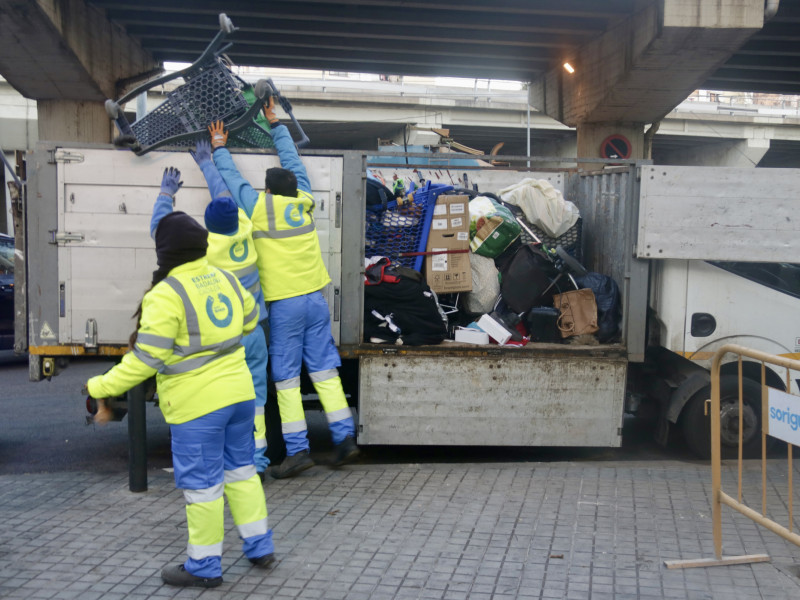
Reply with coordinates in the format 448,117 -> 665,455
358,353 -> 627,447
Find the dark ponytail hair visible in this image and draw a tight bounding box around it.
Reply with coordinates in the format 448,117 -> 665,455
128,267 -> 171,349
128,288 -> 151,349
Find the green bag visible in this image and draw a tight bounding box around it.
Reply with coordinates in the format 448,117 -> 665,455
468,196 -> 521,258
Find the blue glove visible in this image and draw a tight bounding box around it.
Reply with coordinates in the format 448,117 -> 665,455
160,167 -> 183,198
190,140 -> 212,166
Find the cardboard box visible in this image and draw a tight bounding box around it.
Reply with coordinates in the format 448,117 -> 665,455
424,195 -> 472,294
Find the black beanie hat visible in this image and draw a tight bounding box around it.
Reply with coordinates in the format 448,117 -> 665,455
152,212 -> 209,284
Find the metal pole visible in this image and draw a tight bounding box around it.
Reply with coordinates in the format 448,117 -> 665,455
527,102 -> 531,169
136,93 -> 148,121
711,351 -> 723,559
127,382 -> 148,492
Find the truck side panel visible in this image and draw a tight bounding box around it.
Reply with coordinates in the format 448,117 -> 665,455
569,168 -> 648,362
25,145 -> 343,376
358,351 -> 627,447
637,165 -> 800,262
25,147 -> 60,359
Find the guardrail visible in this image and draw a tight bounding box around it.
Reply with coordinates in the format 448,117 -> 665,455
667,344 -> 800,569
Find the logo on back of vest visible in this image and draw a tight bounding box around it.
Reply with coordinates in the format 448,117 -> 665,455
206,294 -> 233,328
229,240 -> 249,262
284,203 -> 305,227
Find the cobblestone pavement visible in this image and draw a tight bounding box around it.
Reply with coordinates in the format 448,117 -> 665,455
1,459 -> 799,599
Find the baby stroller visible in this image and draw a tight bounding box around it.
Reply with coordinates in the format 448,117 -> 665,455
104,13 -> 310,155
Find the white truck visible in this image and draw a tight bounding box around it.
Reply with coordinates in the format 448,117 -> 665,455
12,143 -> 800,459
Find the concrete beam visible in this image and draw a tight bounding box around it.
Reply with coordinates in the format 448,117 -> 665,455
0,0 -> 156,101
529,0 -> 764,130
657,137 -> 770,167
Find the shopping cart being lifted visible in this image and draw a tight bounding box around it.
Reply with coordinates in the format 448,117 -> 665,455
104,13 -> 310,156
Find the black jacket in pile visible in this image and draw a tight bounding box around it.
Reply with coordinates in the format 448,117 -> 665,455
364,259 -> 447,346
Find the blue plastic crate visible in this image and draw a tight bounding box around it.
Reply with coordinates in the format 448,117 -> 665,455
365,182 -> 454,272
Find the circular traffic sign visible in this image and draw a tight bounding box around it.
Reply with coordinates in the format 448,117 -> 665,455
600,134 -> 632,159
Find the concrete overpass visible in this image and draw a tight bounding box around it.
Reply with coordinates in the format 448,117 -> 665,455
0,0 -> 797,159
4,69 -> 799,164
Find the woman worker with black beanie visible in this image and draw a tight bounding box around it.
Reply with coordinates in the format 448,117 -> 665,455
87,168 -> 275,588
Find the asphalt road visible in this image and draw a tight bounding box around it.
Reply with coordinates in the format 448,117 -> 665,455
0,355 -> 701,476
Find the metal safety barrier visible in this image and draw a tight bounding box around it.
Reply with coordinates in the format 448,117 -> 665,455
667,343 -> 800,569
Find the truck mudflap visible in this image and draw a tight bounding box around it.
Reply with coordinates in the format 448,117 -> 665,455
346,344 -> 627,447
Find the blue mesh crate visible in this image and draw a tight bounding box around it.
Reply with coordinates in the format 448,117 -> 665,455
365,182 -> 454,272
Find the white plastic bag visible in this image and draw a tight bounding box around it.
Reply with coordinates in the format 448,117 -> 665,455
463,254 -> 500,314
498,178 -> 579,238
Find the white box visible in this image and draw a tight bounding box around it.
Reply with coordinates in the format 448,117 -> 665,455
476,314 -> 512,345
454,327 -> 490,345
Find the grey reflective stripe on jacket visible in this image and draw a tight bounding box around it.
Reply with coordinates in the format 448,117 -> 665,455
233,263 -> 258,280
163,276 -> 201,349
218,268 -> 258,324
218,269 -> 245,308
252,192 -> 316,239
158,272 -> 245,376
136,332 -> 174,349
160,343 -> 241,375
170,334 -> 243,359
244,305 -> 259,326
133,345 -> 164,370
252,225 -> 315,239
246,281 -> 260,296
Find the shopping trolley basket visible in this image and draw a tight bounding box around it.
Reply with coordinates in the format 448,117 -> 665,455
365,182 -> 454,272
104,13 -> 309,156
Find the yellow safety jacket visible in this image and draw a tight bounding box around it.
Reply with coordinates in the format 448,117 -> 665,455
250,190 -> 330,301
206,209 -> 260,298
87,258 -> 259,424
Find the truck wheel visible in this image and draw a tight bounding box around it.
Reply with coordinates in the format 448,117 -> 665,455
681,375 -> 764,460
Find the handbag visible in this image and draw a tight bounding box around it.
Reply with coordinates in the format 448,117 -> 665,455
552,288 -> 599,338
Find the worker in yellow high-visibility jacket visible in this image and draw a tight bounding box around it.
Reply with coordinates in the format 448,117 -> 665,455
86,174 -> 274,588
209,97 -> 359,479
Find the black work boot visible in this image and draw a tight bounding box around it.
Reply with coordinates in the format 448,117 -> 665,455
249,553 -> 276,568
332,436 -> 360,467
161,564 -> 222,588
270,450 -> 314,479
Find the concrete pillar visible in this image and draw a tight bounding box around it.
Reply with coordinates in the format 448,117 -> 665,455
37,99 -> 113,143
0,0 -> 157,144
529,0 -> 763,129
657,137 -> 770,167
577,122 -> 644,168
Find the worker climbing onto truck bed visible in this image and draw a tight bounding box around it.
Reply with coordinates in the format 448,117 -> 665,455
86,175 -> 274,588
147,141 -> 272,481
208,95 -> 359,479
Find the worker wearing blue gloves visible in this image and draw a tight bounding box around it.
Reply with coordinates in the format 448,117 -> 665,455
151,147 -> 271,481
208,96 -> 359,479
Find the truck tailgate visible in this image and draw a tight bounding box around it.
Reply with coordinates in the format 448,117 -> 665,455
351,344 -> 627,447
